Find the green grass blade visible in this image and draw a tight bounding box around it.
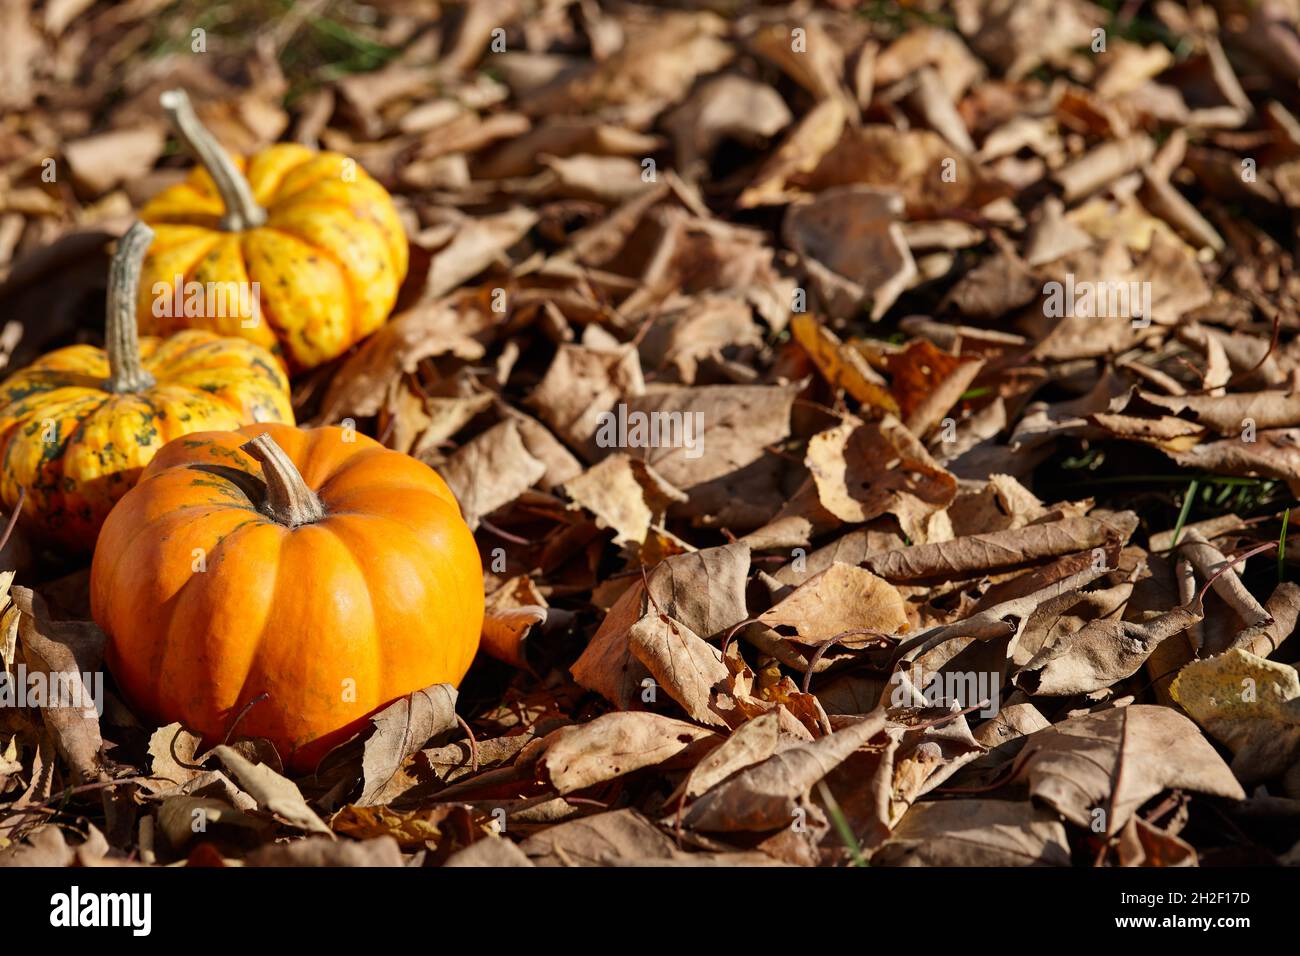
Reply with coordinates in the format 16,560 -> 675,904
1170,478 -> 1199,549
816,780 -> 867,867
1280,508 -> 1291,584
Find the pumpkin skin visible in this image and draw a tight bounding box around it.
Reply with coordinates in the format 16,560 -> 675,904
0,224 -> 293,553
137,91 -> 408,371
91,423 -> 484,772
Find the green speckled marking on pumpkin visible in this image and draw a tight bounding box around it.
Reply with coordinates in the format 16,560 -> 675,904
0,330 -> 291,550
186,473 -> 258,501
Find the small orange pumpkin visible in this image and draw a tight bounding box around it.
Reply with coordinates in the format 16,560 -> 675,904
91,423 -> 483,771
137,89 -> 409,371
0,222 -> 293,552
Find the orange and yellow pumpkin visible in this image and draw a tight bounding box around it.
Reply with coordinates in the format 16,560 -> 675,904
91,422 -> 484,771
137,89 -> 409,371
0,222 -> 293,552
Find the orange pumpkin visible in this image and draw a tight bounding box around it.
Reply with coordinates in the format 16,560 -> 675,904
0,222 -> 293,553
91,423 -> 483,771
137,89 -> 409,371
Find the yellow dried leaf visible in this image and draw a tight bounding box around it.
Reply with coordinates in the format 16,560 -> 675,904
790,313 -> 898,413
331,804 -> 448,849
482,576 -> 549,668
1170,649 -> 1300,783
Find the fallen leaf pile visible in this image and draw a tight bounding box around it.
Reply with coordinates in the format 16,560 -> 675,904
4,0 -> 1300,867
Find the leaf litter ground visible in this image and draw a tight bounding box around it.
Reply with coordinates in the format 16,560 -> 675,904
2,0 -> 1300,867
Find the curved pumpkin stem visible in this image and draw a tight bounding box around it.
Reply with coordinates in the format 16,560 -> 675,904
106,221 -> 157,393
241,433 -> 326,528
160,88 -> 267,232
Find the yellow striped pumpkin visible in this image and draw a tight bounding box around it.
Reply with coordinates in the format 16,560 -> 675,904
0,222 -> 293,552
137,89 -> 409,371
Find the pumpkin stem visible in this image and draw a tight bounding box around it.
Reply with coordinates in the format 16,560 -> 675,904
160,88 -> 267,232
106,221 -> 157,393
241,433 -> 326,528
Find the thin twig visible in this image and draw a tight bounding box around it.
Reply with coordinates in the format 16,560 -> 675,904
455,714 -> 479,774
169,724 -> 207,771
221,692 -> 270,745
0,487 -> 25,552
800,629 -> 893,695
479,518 -> 533,546
1195,540 -> 1275,607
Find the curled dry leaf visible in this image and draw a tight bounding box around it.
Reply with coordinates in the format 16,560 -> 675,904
1014,601 -> 1204,696
886,338 -> 985,437
650,294 -> 765,384
664,74 -> 792,179
1127,391 -> 1300,434
804,417 -> 958,541
332,803 -> 464,849
738,97 -> 847,208
627,614 -> 729,728
682,711 -> 887,833
318,298 -> 492,422
143,723 -> 205,797
64,127 -> 166,194
0,824 -> 111,867
864,513 -> 1137,582
438,420 -> 547,530
423,207 -> 539,301
481,577 -> 550,669
1007,705 -> 1245,833
11,588 -> 105,785
559,453 -> 687,546
536,711 -> 719,795
157,795 -> 265,850
539,155 -> 657,204
211,746 -> 332,836
419,727 -> 558,786
1230,582 -> 1300,659
1115,814 -> 1197,868
530,342 -> 645,458
1167,429 -> 1300,494
667,710 -> 782,808
749,19 -> 850,105
520,11 -> 733,117
885,715 -> 987,824
800,126 -> 1003,217
358,684 -> 459,806
572,543 -> 751,709
789,312 -> 898,413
